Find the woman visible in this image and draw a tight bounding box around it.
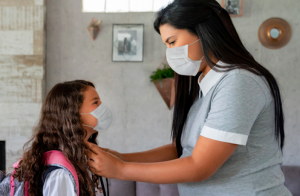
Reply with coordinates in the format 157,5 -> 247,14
10,80 -> 110,196
85,0 -> 292,195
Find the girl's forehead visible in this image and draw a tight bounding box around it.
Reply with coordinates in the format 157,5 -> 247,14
84,86 -> 101,100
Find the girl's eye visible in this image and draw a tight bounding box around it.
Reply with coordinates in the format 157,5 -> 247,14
170,41 -> 175,46
93,101 -> 98,105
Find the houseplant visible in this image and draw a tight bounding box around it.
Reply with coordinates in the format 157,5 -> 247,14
150,64 -> 175,109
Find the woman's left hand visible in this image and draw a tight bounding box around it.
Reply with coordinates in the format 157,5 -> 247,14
84,141 -> 124,179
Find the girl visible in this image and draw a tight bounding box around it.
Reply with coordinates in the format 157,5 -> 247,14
11,80 -> 111,196
85,0 -> 292,196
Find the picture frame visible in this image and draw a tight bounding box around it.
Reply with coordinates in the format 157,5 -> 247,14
222,0 -> 243,17
112,24 -> 144,62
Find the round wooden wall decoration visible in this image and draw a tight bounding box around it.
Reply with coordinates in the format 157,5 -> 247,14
258,18 -> 292,49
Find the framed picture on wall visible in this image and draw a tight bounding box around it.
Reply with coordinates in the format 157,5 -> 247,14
112,24 -> 144,62
222,0 -> 243,17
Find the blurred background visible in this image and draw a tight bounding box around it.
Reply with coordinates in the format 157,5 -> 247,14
0,0 -> 299,173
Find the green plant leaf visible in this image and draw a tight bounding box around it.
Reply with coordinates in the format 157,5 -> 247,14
150,65 -> 174,82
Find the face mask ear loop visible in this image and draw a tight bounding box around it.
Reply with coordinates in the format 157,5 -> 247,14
188,39 -> 200,46
82,124 -> 94,129
81,113 -> 95,129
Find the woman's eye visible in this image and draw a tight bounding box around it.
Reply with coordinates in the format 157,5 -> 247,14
93,101 -> 98,105
170,41 -> 175,46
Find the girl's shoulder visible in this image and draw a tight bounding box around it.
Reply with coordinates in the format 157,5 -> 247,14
43,167 -> 77,196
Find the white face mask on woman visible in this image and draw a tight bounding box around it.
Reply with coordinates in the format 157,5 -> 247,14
80,103 -> 112,132
166,39 -> 204,76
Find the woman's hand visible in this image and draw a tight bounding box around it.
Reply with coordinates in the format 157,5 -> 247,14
84,141 -> 125,179
100,147 -> 124,161
85,136 -> 238,184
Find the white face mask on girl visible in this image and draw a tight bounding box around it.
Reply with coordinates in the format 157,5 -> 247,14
166,39 -> 204,76
80,103 -> 112,132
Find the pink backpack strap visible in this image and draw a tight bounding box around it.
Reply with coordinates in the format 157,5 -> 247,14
43,150 -> 80,196
11,151 -> 80,196
10,161 -> 29,196
9,170 -> 16,196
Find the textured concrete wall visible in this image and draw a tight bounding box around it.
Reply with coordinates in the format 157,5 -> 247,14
0,0 -> 45,171
218,0 -> 300,166
46,0 -> 300,165
46,0 -> 172,156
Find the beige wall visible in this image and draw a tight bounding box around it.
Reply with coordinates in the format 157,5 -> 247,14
0,0 -> 45,172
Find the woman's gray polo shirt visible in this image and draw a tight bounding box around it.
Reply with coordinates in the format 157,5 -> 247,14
178,61 -> 292,196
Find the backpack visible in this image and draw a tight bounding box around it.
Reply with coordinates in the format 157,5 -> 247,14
0,150 -> 80,196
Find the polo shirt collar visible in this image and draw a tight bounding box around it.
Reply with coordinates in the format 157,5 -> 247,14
198,61 -> 228,97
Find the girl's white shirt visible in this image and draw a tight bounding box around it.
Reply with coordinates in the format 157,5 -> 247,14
43,169 -> 77,196
43,168 -> 105,196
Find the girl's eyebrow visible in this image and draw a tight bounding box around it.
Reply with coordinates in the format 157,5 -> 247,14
90,97 -> 99,101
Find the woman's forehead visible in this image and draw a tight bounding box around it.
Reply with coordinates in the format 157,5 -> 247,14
159,24 -> 178,36
160,24 -> 190,40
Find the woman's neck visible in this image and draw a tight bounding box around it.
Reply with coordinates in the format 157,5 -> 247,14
199,57 -> 219,83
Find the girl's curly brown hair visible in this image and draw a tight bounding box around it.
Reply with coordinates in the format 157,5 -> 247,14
13,80 -> 100,196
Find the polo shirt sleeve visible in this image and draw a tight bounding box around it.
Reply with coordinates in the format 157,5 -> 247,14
200,73 -> 266,145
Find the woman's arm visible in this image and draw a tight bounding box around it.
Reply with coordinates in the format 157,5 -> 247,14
122,143 -> 178,162
101,143 -> 178,163
85,136 -> 238,184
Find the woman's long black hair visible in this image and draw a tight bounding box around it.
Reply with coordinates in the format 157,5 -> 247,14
154,0 -> 285,157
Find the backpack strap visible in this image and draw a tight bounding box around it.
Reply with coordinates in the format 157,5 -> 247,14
9,170 -> 15,196
11,151 -> 80,196
10,161 -> 29,196
43,150 -> 80,196
39,165 -> 94,196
